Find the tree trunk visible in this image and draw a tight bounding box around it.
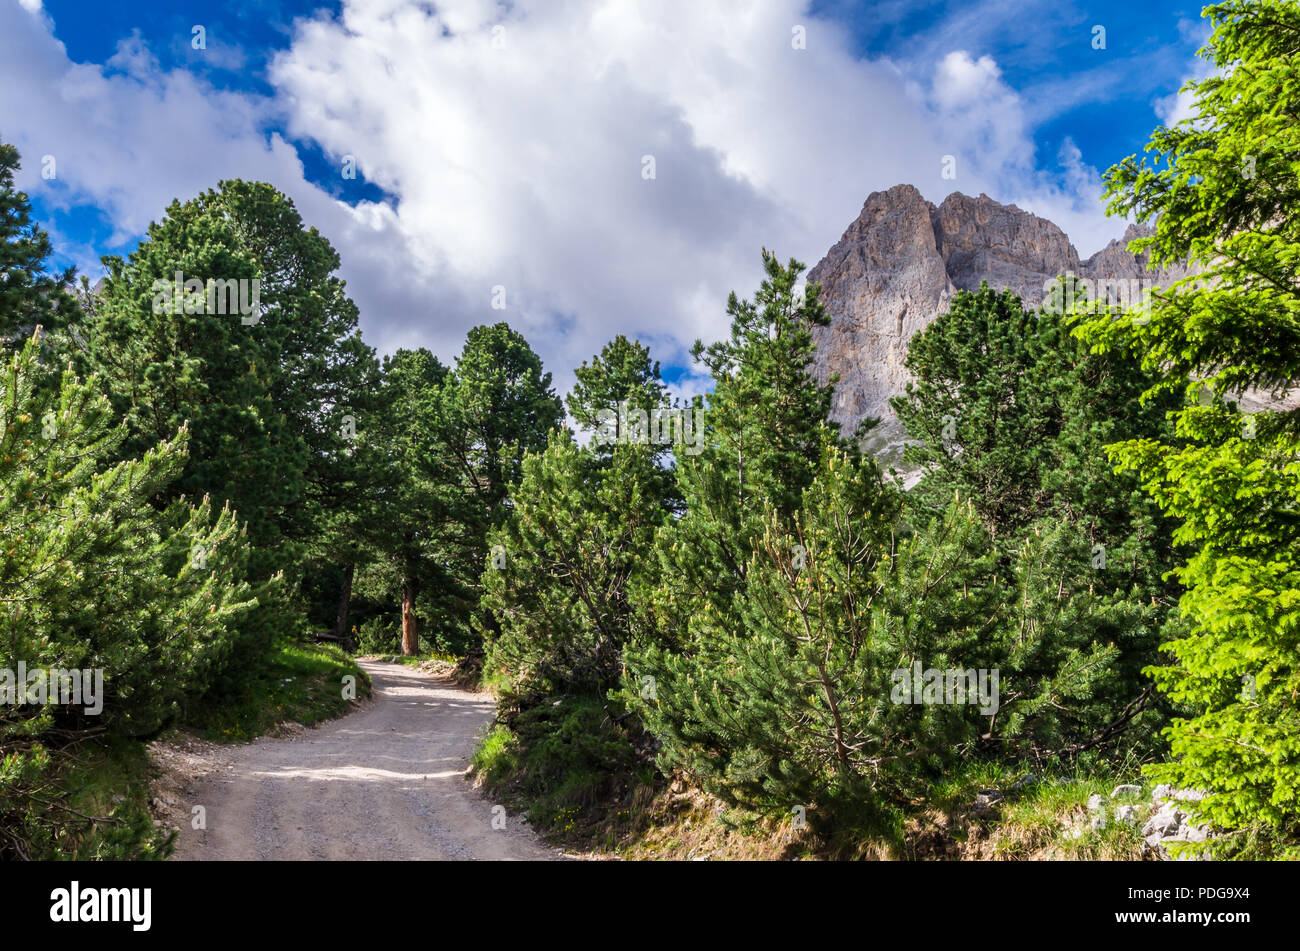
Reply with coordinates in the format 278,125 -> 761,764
333,562 -> 355,643
401,576 -> 418,656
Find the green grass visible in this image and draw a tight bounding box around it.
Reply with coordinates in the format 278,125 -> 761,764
185,638 -> 372,743
1,735 -> 173,860
920,760 -> 1149,859
470,693 -> 655,838
62,736 -> 174,859
470,723 -> 518,786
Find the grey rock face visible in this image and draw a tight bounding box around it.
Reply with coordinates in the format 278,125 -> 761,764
1142,805 -> 1181,838
810,185 -> 948,439
808,186 -> 1194,442
1139,790 -> 1214,859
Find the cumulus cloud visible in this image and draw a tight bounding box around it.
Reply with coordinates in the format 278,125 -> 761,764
1154,19 -> 1215,128
1154,61 -> 1214,128
1,0 -> 1130,406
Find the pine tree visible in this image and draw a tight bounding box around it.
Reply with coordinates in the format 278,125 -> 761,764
567,335 -> 670,437
82,180 -> 379,614
484,433 -> 666,697
1077,0 -> 1300,844
435,323 -> 564,650
354,348 -> 459,655
892,281 -> 1185,757
991,521 -> 1162,759
643,251 -> 843,646
626,449 -> 993,836
1,331 -> 262,857
566,334 -> 680,508
0,143 -> 77,343
894,281 -> 1181,571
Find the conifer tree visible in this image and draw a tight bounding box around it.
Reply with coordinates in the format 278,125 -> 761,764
1,331 -> 261,856
482,334 -> 676,701
893,282 -> 1185,754
435,323 -> 564,650
355,347 -> 459,655
82,181 -> 378,623
627,450 -> 990,833
484,433 -> 666,697
643,251 -> 842,646
567,335 -> 670,438
0,143 -> 77,342
1077,0 -> 1300,842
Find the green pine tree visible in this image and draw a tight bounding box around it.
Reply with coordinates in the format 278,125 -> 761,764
1076,0 -> 1300,846
435,323 -> 565,650
0,143 -> 77,343
892,281 -> 1185,757
354,347 -> 460,655
1,330 -> 262,857
81,180 -> 378,652
643,251 -> 844,647
484,432 -> 666,698
626,450 -> 991,839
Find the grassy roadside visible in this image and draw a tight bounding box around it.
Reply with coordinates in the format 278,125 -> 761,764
469,691 -> 665,850
468,695 -> 1159,861
910,762 -> 1149,860
470,711 -> 840,859
184,638 -> 372,743
12,638 -> 373,860
5,735 -> 174,860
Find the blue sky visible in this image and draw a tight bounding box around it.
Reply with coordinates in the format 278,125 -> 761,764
3,0 -> 1210,397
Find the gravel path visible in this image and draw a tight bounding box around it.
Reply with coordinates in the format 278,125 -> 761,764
171,661 -> 558,861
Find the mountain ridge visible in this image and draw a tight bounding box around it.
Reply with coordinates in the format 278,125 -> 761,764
807,184 -> 1194,443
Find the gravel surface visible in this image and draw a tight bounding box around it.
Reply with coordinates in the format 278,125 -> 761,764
171,660 -> 559,861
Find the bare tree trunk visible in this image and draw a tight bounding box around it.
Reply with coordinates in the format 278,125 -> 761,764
401,577 -> 418,656
334,562 -> 355,643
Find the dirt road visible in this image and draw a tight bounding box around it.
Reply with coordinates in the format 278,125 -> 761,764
169,661 -> 558,860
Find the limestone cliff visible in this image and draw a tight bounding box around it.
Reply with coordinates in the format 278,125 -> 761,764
808,185 -> 1193,447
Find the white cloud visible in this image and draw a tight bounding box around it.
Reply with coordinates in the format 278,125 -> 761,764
1154,62 -> 1213,128
1,0 -> 1128,405
1002,137 -> 1115,261
1155,21 -> 1214,128
933,50 -> 1004,110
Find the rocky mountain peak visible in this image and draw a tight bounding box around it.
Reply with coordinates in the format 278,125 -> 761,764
808,187 -> 1191,443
